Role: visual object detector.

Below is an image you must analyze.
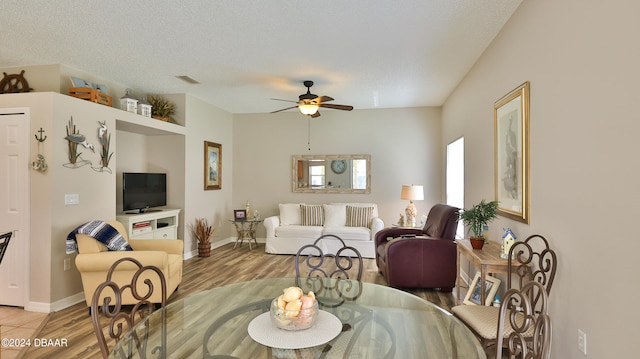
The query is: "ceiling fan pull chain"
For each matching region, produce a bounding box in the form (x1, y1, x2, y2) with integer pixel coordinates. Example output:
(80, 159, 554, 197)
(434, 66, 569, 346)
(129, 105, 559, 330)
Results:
(308, 117, 311, 151)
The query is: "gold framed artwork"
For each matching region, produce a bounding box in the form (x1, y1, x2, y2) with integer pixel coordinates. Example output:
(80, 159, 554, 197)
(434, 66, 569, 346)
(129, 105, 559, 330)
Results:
(463, 273, 501, 306)
(204, 141, 221, 190)
(494, 81, 530, 224)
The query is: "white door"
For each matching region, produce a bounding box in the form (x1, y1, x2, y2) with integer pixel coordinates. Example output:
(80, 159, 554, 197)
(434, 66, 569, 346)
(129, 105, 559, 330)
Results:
(0, 108, 29, 306)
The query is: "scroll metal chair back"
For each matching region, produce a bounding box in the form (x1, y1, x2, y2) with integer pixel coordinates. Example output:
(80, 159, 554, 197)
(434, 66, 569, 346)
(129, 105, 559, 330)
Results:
(508, 234, 557, 296)
(90, 257, 167, 359)
(295, 235, 364, 307)
(496, 281, 552, 359)
(295, 234, 363, 281)
(0, 231, 12, 265)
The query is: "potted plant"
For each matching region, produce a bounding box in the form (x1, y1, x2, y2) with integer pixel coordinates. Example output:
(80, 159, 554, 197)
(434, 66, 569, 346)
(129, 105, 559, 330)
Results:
(459, 200, 499, 249)
(190, 218, 215, 257)
(148, 95, 176, 123)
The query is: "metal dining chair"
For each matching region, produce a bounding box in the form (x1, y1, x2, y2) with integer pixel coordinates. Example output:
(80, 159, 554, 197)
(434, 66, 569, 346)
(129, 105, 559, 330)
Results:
(295, 234, 363, 281)
(496, 281, 552, 359)
(451, 234, 557, 353)
(0, 231, 12, 265)
(90, 257, 167, 359)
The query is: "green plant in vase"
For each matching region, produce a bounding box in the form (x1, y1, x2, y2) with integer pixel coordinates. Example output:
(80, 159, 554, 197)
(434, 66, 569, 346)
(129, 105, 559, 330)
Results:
(459, 200, 498, 249)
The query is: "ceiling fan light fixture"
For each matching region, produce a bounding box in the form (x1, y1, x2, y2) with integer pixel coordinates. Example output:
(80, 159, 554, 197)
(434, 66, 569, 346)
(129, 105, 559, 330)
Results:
(299, 103, 319, 115)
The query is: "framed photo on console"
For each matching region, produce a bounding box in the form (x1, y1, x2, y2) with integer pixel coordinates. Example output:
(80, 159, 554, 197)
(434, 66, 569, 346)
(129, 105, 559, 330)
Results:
(234, 210, 247, 221)
(204, 141, 222, 190)
(494, 81, 530, 224)
(463, 273, 501, 306)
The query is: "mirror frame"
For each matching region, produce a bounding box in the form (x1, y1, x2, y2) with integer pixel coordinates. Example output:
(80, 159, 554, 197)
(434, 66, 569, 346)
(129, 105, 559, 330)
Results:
(292, 154, 371, 194)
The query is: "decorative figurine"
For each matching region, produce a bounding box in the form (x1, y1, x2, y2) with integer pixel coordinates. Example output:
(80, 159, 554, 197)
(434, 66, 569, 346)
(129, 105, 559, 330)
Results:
(501, 228, 517, 258)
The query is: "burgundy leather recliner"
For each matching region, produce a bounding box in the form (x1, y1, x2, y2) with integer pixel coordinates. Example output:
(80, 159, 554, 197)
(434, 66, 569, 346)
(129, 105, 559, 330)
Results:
(374, 203, 459, 291)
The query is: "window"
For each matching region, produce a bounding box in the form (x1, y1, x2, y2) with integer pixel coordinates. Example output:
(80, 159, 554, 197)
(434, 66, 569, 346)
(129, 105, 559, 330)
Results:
(309, 164, 325, 187)
(352, 159, 367, 189)
(446, 137, 464, 239)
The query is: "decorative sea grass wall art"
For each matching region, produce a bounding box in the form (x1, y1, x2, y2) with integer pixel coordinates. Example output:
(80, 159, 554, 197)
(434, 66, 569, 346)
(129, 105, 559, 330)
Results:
(64, 117, 93, 168)
(96, 121, 113, 173)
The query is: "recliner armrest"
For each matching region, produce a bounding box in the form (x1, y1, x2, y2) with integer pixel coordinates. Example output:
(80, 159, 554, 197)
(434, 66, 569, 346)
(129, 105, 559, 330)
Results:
(374, 227, 425, 248)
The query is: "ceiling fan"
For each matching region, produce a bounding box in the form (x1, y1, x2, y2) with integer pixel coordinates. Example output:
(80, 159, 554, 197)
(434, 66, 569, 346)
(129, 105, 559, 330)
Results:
(270, 80, 353, 117)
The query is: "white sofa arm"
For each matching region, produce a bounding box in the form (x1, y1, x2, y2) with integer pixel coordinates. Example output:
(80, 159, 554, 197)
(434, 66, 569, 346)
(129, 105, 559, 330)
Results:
(263, 216, 280, 238)
(370, 217, 384, 240)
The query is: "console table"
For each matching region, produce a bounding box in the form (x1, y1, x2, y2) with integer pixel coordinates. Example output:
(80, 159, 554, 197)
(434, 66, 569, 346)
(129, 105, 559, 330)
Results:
(229, 219, 263, 250)
(456, 239, 509, 305)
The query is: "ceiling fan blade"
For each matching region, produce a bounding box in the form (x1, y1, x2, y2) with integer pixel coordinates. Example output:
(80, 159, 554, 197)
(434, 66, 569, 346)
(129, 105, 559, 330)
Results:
(270, 105, 298, 114)
(311, 111, 321, 118)
(317, 96, 334, 103)
(270, 98, 299, 103)
(319, 103, 353, 111)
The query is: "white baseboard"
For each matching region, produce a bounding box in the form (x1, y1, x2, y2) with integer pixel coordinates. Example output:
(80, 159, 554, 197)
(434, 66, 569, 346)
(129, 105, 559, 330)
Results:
(26, 292, 85, 313)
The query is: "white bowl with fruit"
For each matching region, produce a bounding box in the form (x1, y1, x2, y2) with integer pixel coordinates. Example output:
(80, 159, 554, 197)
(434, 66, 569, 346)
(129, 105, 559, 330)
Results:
(270, 286, 318, 331)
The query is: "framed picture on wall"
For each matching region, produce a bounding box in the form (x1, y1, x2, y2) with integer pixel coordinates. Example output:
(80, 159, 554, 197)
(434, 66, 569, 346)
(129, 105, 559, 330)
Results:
(204, 141, 222, 190)
(494, 81, 530, 223)
(463, 273, 501, 306)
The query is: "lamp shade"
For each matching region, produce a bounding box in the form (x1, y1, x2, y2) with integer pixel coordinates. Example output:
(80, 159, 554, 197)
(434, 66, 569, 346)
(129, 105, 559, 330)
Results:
(400, 184, 424, 201)
(299, 103, 319, 115)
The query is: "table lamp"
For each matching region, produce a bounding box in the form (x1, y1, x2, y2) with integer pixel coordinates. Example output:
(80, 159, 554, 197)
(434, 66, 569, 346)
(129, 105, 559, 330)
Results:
(401, 184, 424, 227)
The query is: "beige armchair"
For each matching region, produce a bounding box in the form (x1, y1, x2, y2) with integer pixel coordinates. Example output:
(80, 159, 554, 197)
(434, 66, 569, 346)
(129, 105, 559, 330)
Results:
(75, 220, 183, 306)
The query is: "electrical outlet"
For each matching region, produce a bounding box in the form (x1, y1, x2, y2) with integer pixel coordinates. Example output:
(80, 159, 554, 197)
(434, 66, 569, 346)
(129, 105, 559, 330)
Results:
(63, 258, 71, 271)
(578, 329, 587, 355)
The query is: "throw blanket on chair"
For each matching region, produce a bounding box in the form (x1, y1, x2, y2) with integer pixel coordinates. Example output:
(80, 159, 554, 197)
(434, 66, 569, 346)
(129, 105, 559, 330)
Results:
(67, 220, 133, 252)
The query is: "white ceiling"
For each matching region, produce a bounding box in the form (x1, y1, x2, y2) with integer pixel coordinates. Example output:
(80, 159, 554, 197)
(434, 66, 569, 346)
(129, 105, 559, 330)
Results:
(0, 0, 522, 115)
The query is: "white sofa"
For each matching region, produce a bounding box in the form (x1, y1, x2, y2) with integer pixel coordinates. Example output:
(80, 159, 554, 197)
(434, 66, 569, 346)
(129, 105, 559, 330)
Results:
(263, 203, 384, 258)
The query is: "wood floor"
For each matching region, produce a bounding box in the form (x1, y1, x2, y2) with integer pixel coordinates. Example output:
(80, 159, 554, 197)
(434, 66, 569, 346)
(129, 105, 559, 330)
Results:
(19, 243, 460, 359)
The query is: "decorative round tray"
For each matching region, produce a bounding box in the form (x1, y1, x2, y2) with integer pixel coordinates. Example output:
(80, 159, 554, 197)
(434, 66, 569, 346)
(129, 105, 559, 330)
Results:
(248, 310, 342, 349)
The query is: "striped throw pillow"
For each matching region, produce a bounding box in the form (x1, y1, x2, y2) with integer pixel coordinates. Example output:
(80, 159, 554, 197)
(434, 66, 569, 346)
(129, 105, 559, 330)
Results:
(346, 206, 373, 227)
(300, 204, 324, 226)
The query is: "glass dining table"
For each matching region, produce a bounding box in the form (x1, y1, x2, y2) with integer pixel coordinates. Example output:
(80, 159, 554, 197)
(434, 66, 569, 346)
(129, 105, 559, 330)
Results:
(109, 277, 486, 359)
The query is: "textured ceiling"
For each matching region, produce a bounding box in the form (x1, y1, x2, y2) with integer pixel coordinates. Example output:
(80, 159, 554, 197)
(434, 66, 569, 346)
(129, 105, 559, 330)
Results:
(0, 0, 522, 114)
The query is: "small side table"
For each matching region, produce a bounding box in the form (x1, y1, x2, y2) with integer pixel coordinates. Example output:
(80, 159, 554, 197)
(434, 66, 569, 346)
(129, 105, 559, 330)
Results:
(229, 219, 263, 250)
(456, 239, 509, 305)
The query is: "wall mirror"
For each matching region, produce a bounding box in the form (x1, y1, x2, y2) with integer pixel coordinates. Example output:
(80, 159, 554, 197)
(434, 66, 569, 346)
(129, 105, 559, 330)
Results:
(292, 154, 371, 193)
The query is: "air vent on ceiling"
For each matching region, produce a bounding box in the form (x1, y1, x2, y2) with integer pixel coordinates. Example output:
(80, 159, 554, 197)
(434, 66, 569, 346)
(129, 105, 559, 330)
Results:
(176, 75, 200, 84)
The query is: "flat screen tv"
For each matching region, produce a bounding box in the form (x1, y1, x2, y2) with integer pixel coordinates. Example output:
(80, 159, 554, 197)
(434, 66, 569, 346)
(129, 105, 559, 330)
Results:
(122, 172, 167, 213)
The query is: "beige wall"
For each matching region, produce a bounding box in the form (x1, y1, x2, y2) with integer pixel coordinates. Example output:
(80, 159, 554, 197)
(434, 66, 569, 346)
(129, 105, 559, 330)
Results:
(232, 106, 443, 238)
(0, 93, 117, 309)
(442, 0, 639, 357)
(183, 94, 234, 252)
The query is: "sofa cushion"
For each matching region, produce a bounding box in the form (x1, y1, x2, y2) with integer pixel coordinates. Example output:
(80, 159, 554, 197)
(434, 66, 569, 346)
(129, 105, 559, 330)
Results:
(279, 203, 303, 226)
(346, 205, 373, 227)
(275, 225, 323, 239)
(332, 203, 379, 218)
(300, 204, 324, 226)
(323, 226, 371, 241)
(323, 204, 347, 227)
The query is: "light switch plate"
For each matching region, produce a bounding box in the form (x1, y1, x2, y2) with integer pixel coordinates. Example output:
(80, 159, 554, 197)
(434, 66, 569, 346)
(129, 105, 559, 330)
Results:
(64, 194, 79, 205)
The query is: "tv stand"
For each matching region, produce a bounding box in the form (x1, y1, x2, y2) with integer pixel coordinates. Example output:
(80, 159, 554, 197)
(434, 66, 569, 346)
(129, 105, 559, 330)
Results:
(116, 209, 181, 240)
